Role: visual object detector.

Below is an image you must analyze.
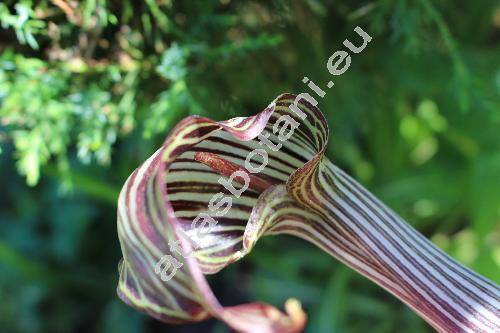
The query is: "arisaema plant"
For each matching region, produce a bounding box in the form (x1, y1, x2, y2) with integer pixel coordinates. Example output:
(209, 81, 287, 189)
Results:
(116, 94, 499, 332)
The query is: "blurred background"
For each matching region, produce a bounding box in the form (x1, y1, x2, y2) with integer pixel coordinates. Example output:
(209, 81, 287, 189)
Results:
(0, 1, 499, 332)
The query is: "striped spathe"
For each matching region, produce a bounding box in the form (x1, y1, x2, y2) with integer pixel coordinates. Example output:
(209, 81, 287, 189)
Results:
(117, 93, 500, 333)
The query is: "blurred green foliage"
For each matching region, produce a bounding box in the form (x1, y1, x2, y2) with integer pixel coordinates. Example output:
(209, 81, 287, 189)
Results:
(0, 1, 499, 332)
